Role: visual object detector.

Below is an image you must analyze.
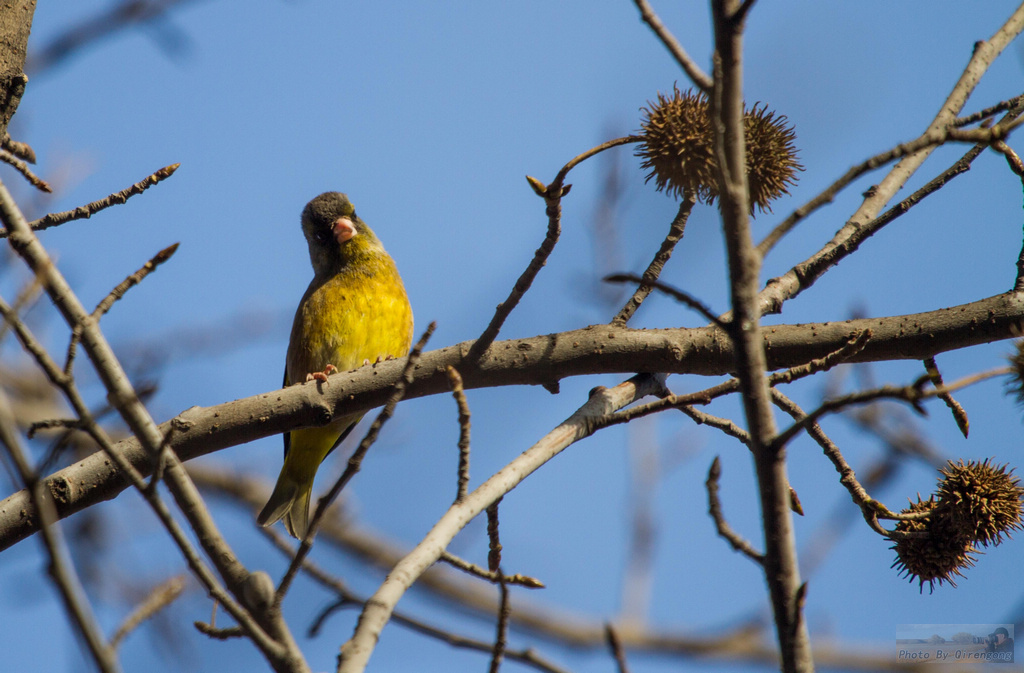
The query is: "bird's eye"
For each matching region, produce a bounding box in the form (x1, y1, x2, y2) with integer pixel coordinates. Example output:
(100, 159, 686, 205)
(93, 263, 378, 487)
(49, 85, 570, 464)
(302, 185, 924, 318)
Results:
(313, 228, 331, 244)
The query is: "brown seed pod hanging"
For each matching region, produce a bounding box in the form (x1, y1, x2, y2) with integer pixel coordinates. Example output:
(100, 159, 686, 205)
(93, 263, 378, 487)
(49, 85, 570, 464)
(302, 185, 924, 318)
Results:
(935, 458, 1024, 547)
(635, 87, 802, 213)
(636, 87, 718, 203)
(891, 496, 978, 593)
(743, 102, 802, 212)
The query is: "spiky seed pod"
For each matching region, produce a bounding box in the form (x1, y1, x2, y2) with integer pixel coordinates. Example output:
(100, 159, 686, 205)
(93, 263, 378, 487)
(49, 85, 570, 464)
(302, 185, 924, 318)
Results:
(636, 87, 717, 203)
(891, 496, 978, 593)
(935, 458, 1024, 547)
(743, 103, 802, 213)
(1006, 339, 1024, 406)
(635, 87, 802, 213)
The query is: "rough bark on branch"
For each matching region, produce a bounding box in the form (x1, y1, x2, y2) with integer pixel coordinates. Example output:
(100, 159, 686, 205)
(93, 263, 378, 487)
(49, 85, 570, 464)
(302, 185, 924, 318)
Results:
(0, 1, 34, 140)
(2, 289, 1022, 550)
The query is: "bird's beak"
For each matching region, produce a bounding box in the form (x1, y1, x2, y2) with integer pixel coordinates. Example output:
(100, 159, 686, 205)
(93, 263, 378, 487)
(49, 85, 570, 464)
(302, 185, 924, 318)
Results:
(333, 217, 356, 244)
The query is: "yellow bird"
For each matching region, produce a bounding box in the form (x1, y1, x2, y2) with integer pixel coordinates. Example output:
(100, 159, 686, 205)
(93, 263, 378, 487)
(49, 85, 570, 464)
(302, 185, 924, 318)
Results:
(258, 192, 413, 539)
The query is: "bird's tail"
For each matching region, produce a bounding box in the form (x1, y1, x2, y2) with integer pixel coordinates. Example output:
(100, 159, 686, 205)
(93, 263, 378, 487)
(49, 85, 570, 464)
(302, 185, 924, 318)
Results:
(257, 473, 312, 540)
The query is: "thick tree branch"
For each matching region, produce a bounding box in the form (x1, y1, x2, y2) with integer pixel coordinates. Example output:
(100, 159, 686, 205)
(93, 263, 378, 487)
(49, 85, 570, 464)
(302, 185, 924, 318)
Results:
(711, 1, 810, 670)
(3, 290, 1024, 550)
(0, 0, 33, 139)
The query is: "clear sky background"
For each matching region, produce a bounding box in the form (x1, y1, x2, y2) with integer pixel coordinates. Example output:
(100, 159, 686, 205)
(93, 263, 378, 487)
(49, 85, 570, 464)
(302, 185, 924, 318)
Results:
(3, 2, 1024, 672)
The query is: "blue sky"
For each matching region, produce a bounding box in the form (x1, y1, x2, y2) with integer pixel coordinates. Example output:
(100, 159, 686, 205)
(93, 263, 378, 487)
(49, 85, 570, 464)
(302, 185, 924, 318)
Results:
(3, 2, 1024, 672)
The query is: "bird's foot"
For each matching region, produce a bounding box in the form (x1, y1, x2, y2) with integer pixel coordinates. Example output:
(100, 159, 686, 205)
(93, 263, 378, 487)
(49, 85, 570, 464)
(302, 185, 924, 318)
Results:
(306, 364, 338, 384)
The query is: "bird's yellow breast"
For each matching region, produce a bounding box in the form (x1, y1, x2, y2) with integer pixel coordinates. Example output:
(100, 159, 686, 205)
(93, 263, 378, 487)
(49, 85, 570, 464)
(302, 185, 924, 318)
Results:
(287, 254, 413, 384)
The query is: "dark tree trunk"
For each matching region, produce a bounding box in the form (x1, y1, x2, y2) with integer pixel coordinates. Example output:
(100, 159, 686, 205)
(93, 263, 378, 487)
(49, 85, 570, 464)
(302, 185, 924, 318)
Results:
(0, 0, 34, 139)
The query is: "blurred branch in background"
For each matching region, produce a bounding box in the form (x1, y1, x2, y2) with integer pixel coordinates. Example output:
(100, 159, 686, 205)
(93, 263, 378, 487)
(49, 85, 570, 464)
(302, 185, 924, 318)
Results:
(27, 0, 204, 75)
(189, 462, 926, 673)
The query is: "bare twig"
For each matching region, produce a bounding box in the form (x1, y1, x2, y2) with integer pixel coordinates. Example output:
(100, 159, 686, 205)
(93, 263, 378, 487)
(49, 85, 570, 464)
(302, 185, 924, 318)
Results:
(953, 94, 1024, 127)
(994, 139, 1024, 176)
(439, 551, 544, 589)
(605, 624, 632, 673)
(3, 163, 181, 238)
(467, 178, 566, 362)
(758, 132, 1007, 312)
(468, 138, 638, 362)
(605, 273, 728, 329)
(612, 194, 696, 325)
(997, 138, 1024, 289)
(616, 330, 872, 429)
(488, 582, 511, 673)
(446, 365, 472, 503)
(922, 357, 969, 437)
(678, 404, 750, 444)
(705, 457, 764, 564)
(631, 0, 713, 90)
(768, 330, 872, 386)
(756, 119, 1024, 258)
(0, 150, 50, 192)
(110, 575, 187, 649)
(486, 500, 502, 572)
(485, 501, 510, 673)
(2, 133, 36, 163)
(770, 389, 894, 537)
(95, 243, 180, 319)
(756, 6, 1024, 315)
(193, 622, 244, 640)
(773, 367, 1011, 451)
(66, 243, 180, 374)
(549, 137, 641, 191)
(27, 417, 83, 438)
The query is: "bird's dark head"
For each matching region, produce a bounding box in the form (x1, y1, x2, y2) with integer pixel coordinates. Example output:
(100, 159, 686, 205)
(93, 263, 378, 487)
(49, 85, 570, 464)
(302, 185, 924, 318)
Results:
(300, 192, 383, 275)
